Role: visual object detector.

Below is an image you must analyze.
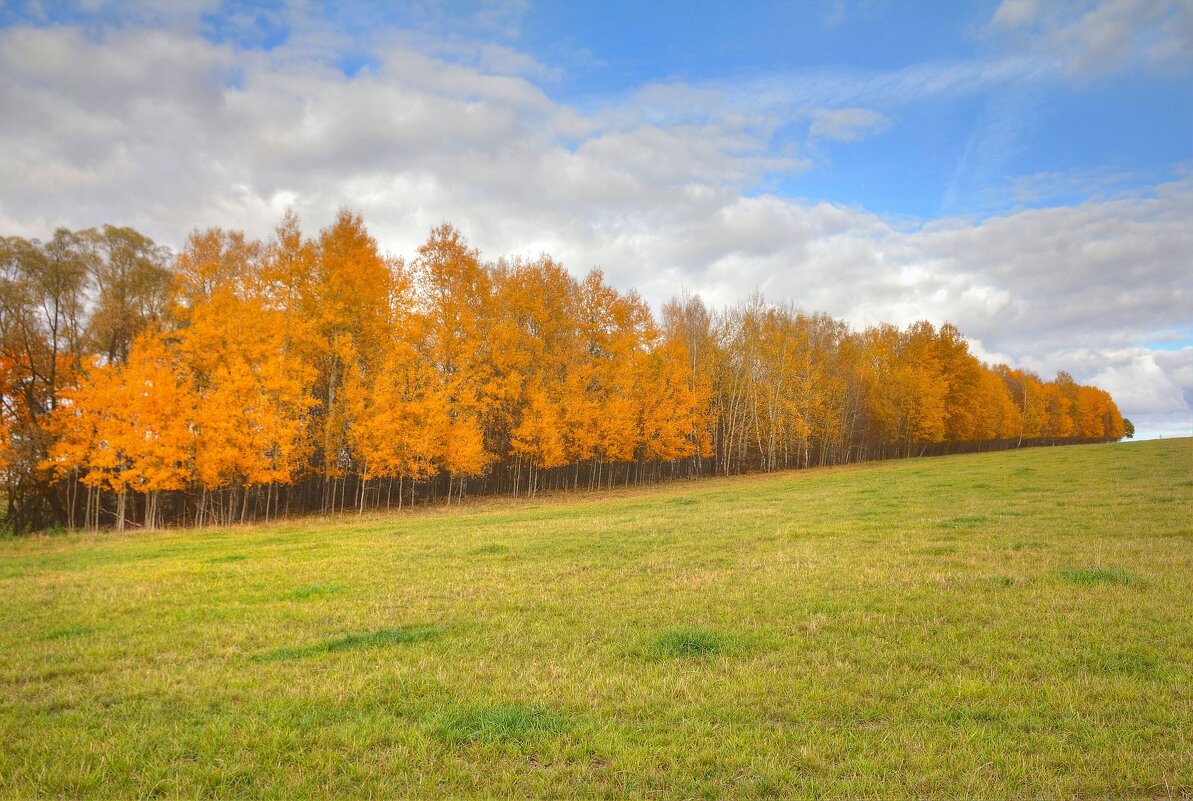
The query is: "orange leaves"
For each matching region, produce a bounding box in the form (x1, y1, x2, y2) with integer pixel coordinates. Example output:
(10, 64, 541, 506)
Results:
(415, 223, 490, 384)
(443, 412, 490, 479)
(511, 387, 567, 470)
(44, 328, 194, 495)
(1047, 371, 1082, 439)
(173, 232, 316, 490)
(1075, 385, 1122, 440)
(559, 365, 601, 464)
(851, 319, 1133, 454)
(312, 210, 396, 366)
(636, 336, 703, 463)
(995, 366, 1046, 440)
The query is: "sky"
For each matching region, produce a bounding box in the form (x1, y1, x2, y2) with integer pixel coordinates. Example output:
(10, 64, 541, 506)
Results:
(0, 0, 1190, 438)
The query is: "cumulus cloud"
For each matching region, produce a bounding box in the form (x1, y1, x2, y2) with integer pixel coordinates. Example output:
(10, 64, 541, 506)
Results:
(987, 0, 1193, 76)
(0, 10, 1189, 438)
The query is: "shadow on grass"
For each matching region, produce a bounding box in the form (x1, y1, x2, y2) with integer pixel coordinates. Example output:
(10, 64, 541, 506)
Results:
(934, 707, 1004, 725)
(44, 625, 98, 640)
(1057, 566, 1142, 587)
(472, 544, 510, 556)
(255, 625, 443, 662)
(207, 554, 247, 564)
(434, 704, 568, 744)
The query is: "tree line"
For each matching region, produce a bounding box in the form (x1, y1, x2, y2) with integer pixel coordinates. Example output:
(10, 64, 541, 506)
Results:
(0, 212, 1128, 533)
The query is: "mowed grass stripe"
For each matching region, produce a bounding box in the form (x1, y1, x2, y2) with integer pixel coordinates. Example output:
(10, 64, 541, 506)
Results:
(0, 438, 1190, 798)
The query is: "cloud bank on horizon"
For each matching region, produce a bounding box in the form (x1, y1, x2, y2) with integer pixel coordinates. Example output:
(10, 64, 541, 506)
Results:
(0, 0, 1190, 438)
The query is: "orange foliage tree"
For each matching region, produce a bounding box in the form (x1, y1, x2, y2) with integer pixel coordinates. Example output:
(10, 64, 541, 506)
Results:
(9, 212, 1129, 531)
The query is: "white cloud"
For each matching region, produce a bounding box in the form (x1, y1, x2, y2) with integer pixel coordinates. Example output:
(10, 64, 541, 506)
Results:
(807, 107, 889, 142)
(990, 0, 1039, 29)
(987, 0, 1193, 76)
(1090, 348, 1189, 414)
(621, 56, 1046, 127)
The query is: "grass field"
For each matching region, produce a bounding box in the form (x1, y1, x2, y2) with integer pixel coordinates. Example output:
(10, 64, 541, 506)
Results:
(2, 439, 1191, 799)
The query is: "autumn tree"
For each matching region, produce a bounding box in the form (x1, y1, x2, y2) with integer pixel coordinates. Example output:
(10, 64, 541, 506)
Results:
(305, 211, 398, 511)
(43, 327, 195, 531)
(413, 224, 493, 500)
(661, 293, 716, 474)
(172, 228, 316, 523)
(0, 212, 1131, 532)
(0, 230, 90, 529)
(84, 225, 173, 365)
(492, 256, 581, 495)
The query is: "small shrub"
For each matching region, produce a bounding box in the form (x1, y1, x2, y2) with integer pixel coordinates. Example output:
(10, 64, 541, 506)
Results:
(435, 705, 567, 744)
(649, 626, 728, 658)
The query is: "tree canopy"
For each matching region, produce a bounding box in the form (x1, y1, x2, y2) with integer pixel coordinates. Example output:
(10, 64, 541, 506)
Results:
(0, 214, 1127, 532)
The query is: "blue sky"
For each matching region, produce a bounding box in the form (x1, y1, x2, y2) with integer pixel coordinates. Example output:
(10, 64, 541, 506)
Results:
(161, 0, 1193, 218)
(522, 0, 1191, 213)
(0, 0, 1190, 437)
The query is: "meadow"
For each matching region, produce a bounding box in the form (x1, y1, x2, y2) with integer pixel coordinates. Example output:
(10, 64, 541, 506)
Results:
(1, 438, 1190, 799)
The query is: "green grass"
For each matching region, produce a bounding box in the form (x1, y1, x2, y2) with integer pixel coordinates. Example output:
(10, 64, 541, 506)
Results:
(435, 705, 570, 744)
(1, 438, 1190, 798)
(646, 626, 731, 658)
(287, 582, 347, 600)
(42, 625, 98, 641)
(1057, 566, 1142, 586)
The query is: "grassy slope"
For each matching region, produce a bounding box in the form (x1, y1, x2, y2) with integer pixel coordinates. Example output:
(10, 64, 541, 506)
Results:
(1, 439, 1190, 799)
